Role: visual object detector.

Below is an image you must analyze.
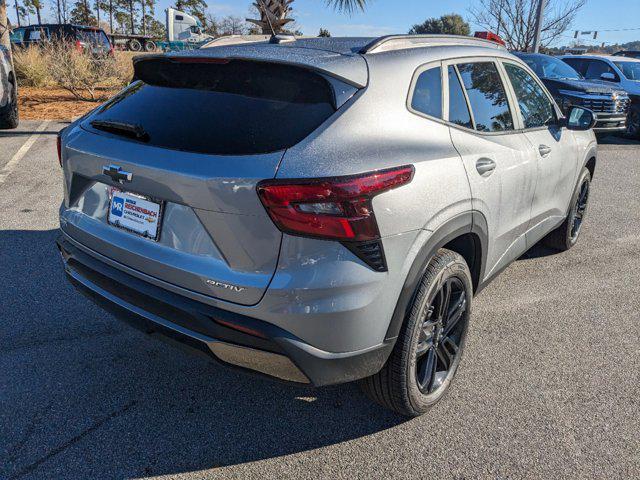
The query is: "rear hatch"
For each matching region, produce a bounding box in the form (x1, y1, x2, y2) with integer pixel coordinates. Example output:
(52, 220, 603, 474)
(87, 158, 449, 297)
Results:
(61, 56, 358, 305)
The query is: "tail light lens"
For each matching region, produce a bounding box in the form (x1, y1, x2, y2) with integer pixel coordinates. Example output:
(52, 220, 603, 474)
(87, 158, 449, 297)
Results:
(56, 133, 62, 166)
(75, 40, 83, 52)
(257, 165, 414, 242)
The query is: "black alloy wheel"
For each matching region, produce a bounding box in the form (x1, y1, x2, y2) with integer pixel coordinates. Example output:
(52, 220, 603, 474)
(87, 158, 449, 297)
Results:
(415, 277, 467, 395)
(570, 179, 590, 241)
(360, 248, 472, 417)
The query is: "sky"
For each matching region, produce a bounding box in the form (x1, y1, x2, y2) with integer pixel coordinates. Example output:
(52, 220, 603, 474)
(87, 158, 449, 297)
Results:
(8, 0, 640, 47)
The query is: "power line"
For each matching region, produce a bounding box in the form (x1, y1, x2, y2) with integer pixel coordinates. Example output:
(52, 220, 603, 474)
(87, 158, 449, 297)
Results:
(575, 27, 640, 33)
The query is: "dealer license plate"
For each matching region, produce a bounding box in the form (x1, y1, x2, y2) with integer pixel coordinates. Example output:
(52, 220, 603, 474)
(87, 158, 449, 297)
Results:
(107, 189, 163, 241)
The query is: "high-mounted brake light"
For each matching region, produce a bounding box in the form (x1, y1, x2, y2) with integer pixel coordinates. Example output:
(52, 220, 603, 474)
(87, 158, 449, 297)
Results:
(168, 57, 231, 64)
(257, 166, 414, 243)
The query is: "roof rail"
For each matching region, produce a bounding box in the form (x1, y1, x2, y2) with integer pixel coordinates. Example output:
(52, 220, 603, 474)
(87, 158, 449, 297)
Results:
(360, 35, 507, 54)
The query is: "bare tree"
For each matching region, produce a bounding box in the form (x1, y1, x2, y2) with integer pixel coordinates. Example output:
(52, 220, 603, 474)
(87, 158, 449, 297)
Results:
(469, 0, 586, 51)
(219, 15, 246, 35)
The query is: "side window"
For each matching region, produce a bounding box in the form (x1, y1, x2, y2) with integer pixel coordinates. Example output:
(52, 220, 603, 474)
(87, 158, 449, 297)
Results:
(562, 58, 585, 75)
(447, 66, 473, 129)
(504, 63, 556, 129)
(411, 67, 442, 119)
(584, 60, 618, 80)
(456, 62, 514, 132)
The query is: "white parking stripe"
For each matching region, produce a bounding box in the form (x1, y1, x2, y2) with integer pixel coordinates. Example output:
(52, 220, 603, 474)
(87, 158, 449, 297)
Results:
(0, 120, 50, 186)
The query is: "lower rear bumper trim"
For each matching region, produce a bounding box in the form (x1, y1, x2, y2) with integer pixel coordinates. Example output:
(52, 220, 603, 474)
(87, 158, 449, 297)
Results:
(57, 232, 394, 386)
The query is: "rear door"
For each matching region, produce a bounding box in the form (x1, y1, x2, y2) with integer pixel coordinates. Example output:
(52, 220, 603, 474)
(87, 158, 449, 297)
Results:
(61, 58, 346, 305)
(500, 60, 577, 246)
(446, 59, 537, 279)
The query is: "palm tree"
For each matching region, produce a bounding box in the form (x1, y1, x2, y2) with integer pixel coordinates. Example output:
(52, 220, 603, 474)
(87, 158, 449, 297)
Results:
(248, 0, 368, 35)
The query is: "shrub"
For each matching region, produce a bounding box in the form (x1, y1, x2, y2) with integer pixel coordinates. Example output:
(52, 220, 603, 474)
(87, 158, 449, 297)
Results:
(13, 47, 52, 87)
(110, 51, 136, 88)
(44, 42, 120, 101)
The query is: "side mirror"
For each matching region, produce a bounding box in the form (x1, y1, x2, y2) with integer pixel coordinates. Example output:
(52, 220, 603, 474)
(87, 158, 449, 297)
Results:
(563, 106, 596, 131)
(600, 72, 616, 81)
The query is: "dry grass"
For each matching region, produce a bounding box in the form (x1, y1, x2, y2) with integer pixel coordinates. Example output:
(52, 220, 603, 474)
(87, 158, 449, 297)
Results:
(18, 86, 119, 120)
(13, 47, 53, 87)
(13, 47, 147, 100)
(13, 49, 153, 119)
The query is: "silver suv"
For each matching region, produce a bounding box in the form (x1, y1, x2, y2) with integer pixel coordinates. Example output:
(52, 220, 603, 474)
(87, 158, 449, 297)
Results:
(57, 35, 597, 416)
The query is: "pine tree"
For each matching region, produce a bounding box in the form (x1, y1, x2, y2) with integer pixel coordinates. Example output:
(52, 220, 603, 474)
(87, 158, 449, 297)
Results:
(174, 0, 207, 26)
(70, 0, 96, 25)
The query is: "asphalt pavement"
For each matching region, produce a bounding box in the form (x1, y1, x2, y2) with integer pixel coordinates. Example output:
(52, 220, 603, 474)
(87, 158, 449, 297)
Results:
(1, 121, 639, 479)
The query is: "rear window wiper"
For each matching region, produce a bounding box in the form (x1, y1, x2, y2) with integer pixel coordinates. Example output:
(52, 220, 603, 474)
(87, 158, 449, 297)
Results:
(90, 119, 149, 141)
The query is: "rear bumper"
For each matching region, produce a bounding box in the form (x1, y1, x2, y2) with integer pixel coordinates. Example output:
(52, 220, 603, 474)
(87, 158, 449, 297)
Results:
(56, 232, 393, 387)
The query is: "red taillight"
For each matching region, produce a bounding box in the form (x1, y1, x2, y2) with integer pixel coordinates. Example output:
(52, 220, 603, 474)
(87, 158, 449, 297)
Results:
(56, 134, 62, 167)
(257, 166, 414, 242)
(75, 40, 83, 51)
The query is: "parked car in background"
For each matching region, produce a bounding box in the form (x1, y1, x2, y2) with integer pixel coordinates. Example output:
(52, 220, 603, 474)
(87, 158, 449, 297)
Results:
(9, 26, 26, 44)
(57, 35, 598, 417)
(562, 54, 640, 138)
(515, 52, 629, 135)
(0, 45, 19, 129)
(11, 24, 113, 57)
(613, 51, 640, 59)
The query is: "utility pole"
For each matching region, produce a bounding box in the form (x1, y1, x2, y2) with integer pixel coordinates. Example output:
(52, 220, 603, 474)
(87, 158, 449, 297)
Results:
(14, 0, 20, 26)
(532, 0, 546, 52)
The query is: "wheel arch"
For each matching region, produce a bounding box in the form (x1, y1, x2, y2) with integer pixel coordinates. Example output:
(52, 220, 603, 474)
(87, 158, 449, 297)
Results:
(384, 211, 487, 342)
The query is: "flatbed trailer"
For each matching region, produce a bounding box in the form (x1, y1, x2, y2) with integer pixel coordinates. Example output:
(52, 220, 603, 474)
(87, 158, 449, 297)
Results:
(108, 33, 159, 52)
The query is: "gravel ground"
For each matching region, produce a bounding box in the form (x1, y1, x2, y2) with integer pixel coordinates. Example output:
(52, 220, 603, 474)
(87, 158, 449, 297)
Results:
(1, 121, 639, 479)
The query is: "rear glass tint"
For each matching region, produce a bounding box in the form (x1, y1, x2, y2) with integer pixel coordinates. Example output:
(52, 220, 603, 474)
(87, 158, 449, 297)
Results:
(86, 59, 338, 155)
(78, 29, 110, 48)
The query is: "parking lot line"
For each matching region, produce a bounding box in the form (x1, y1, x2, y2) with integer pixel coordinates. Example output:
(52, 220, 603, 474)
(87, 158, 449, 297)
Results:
(0, 121, 50, 187)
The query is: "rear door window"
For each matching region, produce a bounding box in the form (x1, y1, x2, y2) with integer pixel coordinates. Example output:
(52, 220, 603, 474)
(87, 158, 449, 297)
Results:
(447, 65, 473, 129)
(410, 66, 442, 119)
(455, 61, 514, 132)
(25, 27, 49, 42)
(85, 59, 341, 155)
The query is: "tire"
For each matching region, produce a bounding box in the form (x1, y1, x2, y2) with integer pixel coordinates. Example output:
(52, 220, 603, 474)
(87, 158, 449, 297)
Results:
(625, 105, 640, 140)
(544, 167, 591, 251)
(144, 40, 157, 52)
(128, 39, 142, 52)
(0, 76, 19, 130)
(359, 248, 472, 417)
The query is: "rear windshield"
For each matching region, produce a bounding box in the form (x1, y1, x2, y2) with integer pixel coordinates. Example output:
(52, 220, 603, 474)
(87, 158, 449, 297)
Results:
(85, 59, 338, 155)
(78, 29, 111, 48)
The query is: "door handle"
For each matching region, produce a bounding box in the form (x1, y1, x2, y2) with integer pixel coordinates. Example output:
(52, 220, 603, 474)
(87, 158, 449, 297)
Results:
(538, 144, 552, 157)
(476, 158, 496, 177)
